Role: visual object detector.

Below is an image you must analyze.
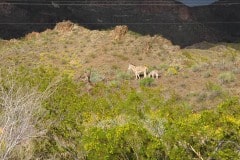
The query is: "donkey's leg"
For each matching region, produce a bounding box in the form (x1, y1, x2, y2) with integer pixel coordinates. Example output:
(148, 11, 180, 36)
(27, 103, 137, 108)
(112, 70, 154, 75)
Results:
(135, 73, 138, 80)
(144, 72, 147, 78)
(137, 74, 140, 79)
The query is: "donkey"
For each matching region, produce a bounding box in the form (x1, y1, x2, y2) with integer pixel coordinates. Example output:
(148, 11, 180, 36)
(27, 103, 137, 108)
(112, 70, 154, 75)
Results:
(148, 70, 159, 79)
(128, 64, 148, 79)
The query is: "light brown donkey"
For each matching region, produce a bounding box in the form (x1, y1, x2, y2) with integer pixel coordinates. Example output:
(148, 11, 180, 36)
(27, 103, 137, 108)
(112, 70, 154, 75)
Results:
(128, 64, 148, 79)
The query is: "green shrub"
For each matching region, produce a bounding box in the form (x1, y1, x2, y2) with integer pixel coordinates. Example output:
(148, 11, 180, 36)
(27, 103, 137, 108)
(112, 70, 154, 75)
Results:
(158, 64, 169, 71)
(182, 51, 193, 60)
(191, 64, 201, 72)
(116, 71, 132, 80)
(167, 67, 178, 75)
(203, 71, 211, 78)
(90, 71, 105, 83)
(206, 81, 222, 91)
(218, 72, 235, 84)
(197, 92, 207, 102)
(206, 81, 225, 99)
(139, 77, 154, 87)
(232, 67, 240, 74)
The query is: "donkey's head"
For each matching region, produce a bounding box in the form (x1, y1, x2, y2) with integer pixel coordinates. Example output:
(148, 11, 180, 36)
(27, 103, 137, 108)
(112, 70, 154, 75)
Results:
(128, 64, 135, 71)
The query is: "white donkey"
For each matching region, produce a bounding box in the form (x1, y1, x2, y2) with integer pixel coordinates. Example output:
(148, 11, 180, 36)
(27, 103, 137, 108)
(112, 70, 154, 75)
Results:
(148, 70, 159, 79)
(128, 64, 148, 79)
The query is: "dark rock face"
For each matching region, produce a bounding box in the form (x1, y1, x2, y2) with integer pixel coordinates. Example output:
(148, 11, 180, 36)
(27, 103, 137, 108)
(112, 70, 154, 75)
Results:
(0, 0, 239, 47)
(191, 0, 240, 41)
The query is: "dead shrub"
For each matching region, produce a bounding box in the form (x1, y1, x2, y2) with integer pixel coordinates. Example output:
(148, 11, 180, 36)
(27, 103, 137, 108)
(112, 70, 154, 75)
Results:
(25, 32, 40, 40)
(54, 20, 74, 33)
(0, 78, 57, 159)
(113, 25, 128, 41)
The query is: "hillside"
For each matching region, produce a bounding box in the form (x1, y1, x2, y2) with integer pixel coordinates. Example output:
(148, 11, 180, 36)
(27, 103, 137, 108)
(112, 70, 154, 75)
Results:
(1, 21, 240, 109)
(0, 21, 240, 159)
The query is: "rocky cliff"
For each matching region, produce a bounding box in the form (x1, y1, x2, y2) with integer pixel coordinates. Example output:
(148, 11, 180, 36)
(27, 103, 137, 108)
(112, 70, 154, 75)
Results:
(0, 0, 239, 46)
(191, 0, 240, 42)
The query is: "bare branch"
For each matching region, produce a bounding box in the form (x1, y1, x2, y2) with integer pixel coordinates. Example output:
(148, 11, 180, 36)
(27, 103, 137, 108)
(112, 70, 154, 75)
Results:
(0, 76, 59, 159)
(189, 144, 204, 160)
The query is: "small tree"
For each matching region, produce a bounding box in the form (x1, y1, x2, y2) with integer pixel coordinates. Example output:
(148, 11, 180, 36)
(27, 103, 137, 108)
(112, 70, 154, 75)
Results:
(0, 79, 54, 159)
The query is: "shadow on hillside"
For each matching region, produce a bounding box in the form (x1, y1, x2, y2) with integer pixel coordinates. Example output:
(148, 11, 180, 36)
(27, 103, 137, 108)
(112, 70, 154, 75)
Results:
(0, 24, 56, 40)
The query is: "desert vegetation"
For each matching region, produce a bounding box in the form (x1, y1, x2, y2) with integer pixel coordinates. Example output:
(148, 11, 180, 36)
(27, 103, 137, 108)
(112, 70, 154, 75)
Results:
(0, 21, 239, 159)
